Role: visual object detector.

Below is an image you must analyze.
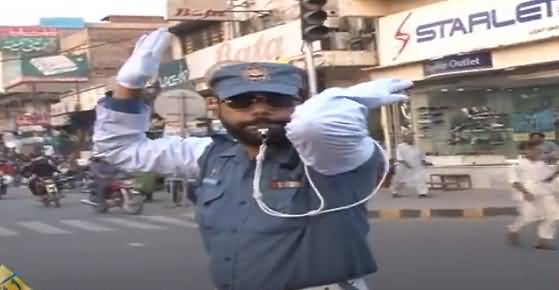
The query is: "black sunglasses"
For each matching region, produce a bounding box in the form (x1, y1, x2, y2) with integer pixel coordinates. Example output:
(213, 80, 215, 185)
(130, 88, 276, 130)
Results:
(223, 93, 300, 109)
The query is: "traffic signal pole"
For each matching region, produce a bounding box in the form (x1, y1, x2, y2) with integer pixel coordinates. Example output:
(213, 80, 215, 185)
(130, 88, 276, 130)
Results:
(299, 0, 328, 97)
(303, 41, 318, 96)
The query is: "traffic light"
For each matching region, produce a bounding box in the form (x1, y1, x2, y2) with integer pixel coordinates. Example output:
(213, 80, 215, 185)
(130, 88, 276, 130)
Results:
(300, 0, 329, 42)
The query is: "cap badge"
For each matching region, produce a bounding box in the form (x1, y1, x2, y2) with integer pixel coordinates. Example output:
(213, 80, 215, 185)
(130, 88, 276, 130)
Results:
(242, 65, 269, 81)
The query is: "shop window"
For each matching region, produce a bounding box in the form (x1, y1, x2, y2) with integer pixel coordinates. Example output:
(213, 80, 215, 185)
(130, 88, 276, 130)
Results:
(414, 85, 559, 158)
(181, 23, 225, 54)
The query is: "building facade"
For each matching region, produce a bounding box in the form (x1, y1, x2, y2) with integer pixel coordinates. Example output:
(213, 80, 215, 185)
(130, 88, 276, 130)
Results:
(166, 0, 441, 140)
(369, 0, 559, 188)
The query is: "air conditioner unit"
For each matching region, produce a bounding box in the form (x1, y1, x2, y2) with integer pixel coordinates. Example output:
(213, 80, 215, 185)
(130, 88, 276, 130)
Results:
(325, 32, 352, 50)
(339, 16, 376, 35)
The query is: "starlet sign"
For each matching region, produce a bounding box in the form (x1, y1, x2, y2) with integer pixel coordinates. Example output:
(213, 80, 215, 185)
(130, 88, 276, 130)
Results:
(379, 0, 559, 66)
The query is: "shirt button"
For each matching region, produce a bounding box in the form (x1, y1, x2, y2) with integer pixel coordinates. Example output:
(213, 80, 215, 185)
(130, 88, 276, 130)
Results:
(225, 257, 232, 262)
(239, 201, 247, 206)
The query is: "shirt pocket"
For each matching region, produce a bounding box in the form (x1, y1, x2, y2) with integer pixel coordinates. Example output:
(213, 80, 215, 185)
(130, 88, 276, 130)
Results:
(245, 187, 308, 234)
(194, 183, 225, 230)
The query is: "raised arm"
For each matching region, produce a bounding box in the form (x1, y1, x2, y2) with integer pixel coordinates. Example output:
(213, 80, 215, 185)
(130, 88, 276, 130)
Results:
(92, 28, 211, 177)
(286, 79, 412, 175)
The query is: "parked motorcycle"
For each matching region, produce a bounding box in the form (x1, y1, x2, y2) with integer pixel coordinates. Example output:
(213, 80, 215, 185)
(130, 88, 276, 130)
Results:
(80, 177, 145, 215)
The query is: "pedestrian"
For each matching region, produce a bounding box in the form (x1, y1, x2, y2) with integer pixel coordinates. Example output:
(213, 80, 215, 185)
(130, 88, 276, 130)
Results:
(528, 132, 559, 164)
(507, 140, 557, 250)
(92, 28, 412, 290)
(391, 133, 430, 198)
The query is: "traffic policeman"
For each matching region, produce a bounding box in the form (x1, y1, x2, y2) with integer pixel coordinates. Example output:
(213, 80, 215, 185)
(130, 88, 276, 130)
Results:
(93, 28, 412, 290)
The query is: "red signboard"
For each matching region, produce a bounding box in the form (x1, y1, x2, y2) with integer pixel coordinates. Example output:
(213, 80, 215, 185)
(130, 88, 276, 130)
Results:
(16, 113, 50, 126)
(0, 26, 58, 37)
(173, 8, 227, 18)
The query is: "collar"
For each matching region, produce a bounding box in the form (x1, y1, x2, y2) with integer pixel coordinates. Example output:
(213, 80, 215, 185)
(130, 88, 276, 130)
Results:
(218, 142, 294, 166)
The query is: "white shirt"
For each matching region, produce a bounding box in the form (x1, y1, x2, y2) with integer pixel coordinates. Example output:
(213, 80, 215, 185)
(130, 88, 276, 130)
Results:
(509, 158, 555, 198)
(396, 143, 424, 169)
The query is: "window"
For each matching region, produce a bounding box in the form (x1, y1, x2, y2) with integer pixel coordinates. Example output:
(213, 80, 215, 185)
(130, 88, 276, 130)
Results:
(182, 23, 224, 54)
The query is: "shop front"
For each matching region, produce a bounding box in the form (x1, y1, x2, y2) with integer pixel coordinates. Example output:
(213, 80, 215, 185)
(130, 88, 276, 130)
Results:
(371, 0, 559, 188)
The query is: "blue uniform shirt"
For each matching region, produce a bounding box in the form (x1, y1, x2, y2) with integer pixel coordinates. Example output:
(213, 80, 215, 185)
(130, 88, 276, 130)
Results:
(194, 135, 380, 290)
(93, 77, 411, 290)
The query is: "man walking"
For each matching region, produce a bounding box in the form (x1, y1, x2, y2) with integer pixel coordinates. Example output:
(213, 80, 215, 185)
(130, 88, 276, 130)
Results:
(391, 134, 430, 198)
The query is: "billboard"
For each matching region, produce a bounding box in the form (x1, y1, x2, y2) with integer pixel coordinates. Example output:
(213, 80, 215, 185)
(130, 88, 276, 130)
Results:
(378, 0, 559, 66)
(0, 26, 59, 55)
(3, 53, 89, 88)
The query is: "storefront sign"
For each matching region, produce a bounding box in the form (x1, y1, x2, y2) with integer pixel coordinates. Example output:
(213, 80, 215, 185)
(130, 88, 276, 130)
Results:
(158, 59, 190, 91)
(167, 0, 232, 21)
(379, 0, 559, 65)
(423, 52, 493, 76)
(15, 113, 50, 126)
(186, 21, 307, 80)
(0, 26, 58, 37)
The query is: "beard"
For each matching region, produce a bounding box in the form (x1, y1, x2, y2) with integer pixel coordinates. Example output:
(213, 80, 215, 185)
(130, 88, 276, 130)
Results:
(220, 117, 290, 146)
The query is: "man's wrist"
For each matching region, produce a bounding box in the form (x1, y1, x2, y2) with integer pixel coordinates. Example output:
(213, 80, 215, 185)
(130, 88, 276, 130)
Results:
(114, 85, 143, 100)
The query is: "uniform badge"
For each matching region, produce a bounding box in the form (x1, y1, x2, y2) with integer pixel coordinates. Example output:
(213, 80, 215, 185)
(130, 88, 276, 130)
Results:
(271, 180, 303, 189)
(242, 64, 269, 82)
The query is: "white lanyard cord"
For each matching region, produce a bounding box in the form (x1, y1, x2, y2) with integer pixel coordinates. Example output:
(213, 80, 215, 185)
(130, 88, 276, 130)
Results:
(252, 137, 389, 218)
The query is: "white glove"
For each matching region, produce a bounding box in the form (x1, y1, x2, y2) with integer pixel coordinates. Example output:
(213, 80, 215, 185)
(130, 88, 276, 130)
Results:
(334, 78, 413, 108)
(116, 28, 172, 89)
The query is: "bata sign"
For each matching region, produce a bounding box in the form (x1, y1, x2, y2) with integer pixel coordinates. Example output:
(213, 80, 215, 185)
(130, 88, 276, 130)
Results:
(186, 21, 307, 80)
(379, 0, 559, 65)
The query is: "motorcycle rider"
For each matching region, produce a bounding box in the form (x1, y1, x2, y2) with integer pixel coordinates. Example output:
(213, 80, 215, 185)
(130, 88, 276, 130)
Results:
(89, 156, 129, 206)
(23, 151, 59, 197)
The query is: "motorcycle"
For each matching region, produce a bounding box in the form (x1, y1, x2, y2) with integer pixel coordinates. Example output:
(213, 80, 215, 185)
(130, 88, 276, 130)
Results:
(0, 162, 15, 199)
(80, 177, 145, 215)
(0, 172, 13, 199)
(35, 176, 63, 207)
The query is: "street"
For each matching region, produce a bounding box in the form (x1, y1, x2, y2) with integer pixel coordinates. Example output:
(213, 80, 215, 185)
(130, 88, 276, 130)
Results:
(0, 189, 558, 290)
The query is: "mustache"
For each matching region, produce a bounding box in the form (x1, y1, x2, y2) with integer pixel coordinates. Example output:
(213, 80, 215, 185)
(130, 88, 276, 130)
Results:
(239, 118, 289, 128)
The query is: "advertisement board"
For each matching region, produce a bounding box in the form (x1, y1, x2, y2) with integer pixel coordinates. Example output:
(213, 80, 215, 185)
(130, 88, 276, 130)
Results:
(379, 0, 559, 65)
